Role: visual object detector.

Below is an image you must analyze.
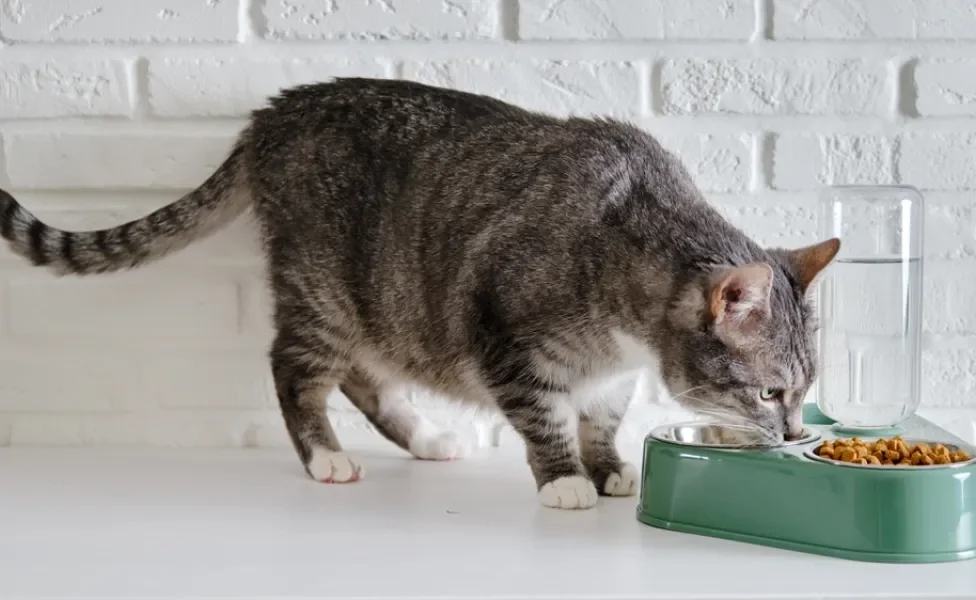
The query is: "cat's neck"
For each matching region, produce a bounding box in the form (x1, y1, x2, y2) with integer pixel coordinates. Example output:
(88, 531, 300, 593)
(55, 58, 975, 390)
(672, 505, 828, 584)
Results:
(595, 194, 769, 357)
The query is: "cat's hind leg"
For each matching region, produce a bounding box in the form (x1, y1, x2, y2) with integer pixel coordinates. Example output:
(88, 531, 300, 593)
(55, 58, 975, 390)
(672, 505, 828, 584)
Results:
(340, 369, 469, 461)
(271, 324, 364, 483)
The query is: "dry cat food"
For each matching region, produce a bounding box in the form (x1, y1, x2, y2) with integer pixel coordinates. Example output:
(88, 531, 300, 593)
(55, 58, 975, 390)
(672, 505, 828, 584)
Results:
(814, 436, 972, 466)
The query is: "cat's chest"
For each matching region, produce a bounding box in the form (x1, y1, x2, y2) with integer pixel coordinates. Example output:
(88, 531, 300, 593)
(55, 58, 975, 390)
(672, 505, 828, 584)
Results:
(563, 333, 657, 408)
(609, 330, 657, 372)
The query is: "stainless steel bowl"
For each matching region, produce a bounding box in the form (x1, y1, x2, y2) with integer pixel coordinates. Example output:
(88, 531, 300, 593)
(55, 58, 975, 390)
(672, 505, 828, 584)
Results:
(804, 438, 976, 470)
(649, 422, 821, 449)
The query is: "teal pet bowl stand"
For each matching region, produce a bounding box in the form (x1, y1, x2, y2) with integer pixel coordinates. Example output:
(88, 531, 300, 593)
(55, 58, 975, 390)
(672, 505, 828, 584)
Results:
(636, 405, 976, 563)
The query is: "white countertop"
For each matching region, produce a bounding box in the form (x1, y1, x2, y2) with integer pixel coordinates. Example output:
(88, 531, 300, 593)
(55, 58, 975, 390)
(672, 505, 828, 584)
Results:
(2, 444, 975, 600)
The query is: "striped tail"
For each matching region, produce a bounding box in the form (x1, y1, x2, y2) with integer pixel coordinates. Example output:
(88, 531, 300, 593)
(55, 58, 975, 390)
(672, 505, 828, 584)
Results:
(0, 144, 249, 276)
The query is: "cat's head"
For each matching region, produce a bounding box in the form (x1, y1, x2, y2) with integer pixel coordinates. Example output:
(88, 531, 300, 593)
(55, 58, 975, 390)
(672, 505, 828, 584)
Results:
(660, 238, 840, 443)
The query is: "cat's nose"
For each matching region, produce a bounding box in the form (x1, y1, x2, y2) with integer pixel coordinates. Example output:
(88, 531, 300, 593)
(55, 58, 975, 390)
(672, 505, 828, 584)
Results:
(783, 429, 805, 442)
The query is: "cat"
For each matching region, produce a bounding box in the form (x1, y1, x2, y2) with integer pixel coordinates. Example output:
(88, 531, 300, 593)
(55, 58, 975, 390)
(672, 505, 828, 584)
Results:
(0, 78, 839, 510)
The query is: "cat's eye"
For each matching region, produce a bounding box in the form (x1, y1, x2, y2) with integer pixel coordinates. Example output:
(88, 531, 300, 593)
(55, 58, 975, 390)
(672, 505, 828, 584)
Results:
(759, 387, 779, 401)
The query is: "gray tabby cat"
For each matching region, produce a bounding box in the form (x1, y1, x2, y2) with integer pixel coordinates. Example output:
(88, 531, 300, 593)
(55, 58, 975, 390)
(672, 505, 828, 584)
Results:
(0, 78, 838, 509)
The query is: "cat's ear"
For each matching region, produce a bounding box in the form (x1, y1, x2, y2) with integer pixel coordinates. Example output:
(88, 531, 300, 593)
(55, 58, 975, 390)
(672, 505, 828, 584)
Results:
(788, 238, 841, 292)
(708, 263, 774, 332)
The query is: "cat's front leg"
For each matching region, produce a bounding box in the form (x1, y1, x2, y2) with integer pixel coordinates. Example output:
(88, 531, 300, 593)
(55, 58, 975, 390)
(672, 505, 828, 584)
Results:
(499, 392, 598, 510)
(578, 397, 638, 498)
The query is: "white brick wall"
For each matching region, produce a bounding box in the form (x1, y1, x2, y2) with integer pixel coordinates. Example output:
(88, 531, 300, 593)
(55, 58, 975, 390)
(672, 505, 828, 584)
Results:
(1, 0, 975, 448)
(0, 60, 130, 118)
(660, 58, 890, 116)
(264, 0, 499, 40)
(517, 0, 755, 40)
(405, 60, 642, 117)
(148, 57, 391, 117)
(771, 133, 897, 190)
(0, 0, 239, 43)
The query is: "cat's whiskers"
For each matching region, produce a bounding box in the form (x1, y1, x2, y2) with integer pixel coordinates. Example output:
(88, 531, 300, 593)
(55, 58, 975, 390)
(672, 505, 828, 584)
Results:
(673, 395, 744, 424)
(670, 397, 783, 445)
(666, 385, 709, 404)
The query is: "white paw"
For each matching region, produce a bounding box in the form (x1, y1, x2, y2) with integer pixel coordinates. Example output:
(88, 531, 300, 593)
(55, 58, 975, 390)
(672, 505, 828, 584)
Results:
(307, 448, 364, 483)
(408, 431, 469, 461)
(538, 475, 599, 510)
(603, 463, 638, 497)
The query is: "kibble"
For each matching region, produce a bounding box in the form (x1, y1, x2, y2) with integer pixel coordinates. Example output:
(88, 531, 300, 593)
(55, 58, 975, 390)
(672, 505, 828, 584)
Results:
(814, 436, 972, 467)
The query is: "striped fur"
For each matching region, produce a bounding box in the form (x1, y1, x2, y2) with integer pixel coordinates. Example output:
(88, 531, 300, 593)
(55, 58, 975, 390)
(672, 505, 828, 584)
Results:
(0, 143, 248, 276)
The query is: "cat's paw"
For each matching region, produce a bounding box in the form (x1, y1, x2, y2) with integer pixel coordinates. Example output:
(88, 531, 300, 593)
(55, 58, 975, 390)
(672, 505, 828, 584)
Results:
(602, 463, 638, 497)
(307, 448, 364, 483)
(538, 475, 599, 509)
(408, 430, 469, 461)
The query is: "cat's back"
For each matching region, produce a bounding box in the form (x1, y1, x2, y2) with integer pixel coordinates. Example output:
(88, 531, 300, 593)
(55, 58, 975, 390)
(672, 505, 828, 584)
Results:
(249, 77, 534, 149)
(244, 77, 551, 219)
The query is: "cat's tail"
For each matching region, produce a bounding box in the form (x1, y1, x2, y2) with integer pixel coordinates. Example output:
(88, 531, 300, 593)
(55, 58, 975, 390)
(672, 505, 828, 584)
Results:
(0, 141, 250, 276)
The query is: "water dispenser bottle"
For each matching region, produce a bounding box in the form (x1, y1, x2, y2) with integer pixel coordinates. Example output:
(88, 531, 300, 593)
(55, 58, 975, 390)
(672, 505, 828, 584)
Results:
(815, 185, 924, 430)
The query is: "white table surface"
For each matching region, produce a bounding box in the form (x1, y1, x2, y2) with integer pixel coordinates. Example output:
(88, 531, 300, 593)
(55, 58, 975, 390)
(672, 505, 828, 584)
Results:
(1, 444, 975, 600)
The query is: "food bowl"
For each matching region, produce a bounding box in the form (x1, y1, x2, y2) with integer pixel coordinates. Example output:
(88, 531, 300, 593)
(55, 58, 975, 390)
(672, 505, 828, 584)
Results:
(636, 404, 976, 563)
(805, 437, 975, 470)
(649, 422, 821, 449)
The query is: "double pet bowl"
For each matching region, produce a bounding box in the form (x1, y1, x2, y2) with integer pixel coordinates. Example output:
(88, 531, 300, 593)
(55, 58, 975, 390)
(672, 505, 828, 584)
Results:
(636, 404, 976, 563)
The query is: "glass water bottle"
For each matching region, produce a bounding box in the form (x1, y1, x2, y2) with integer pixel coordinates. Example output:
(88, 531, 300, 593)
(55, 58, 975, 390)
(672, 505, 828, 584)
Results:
(815, 186, 924, 430)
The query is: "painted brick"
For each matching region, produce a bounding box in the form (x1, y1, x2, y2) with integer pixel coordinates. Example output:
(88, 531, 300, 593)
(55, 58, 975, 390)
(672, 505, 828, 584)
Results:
(6, 407, 499, 448)
(773, 0, 976, 40)
(923, 349, 976, 408)
(246, 396, 494, 449)
(0, 136, 6, 187)
(148, 58, 389, 118)
(146, 355, 275, 410)
(8, 411, 273, 446)
(916, 0, 976, 39)
(0, 60, 129, 119)
(898, 133, 976, 191)
(922, 263, 976, 335)
(771, 133, 895, 191)
(718, 202, 819, 248)
(241, 417, 292, 448)
(656, 133, 752, 193)
(264, 0, 498, 40)
(0, 0, 237, 43)
(405, 60, 641, 117)
(660, 59, 888, 116)
(0, 355, 140, 412)
(6, 272, 243, 342)
(773, 0, 914, 40)
(239, 406, 437, 449)
(925, 203, 976, 261)
(915, 60, 976, 117)
(240, 278, 276, 344)
(518, 0, 753, 40)
(6, 132, 237, 189)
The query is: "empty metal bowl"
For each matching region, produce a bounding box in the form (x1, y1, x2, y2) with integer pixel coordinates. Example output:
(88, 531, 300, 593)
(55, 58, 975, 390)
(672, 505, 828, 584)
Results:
(649, 422, 821, 449)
